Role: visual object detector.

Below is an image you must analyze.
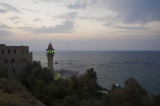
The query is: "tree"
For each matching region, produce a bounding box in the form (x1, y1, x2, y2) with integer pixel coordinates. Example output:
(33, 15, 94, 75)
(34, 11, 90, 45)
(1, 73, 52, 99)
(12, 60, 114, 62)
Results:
(86, 68, 97, 80)
(63, 94, 80, 106)
(109, 84, 124, 106)
(55, 78, 73, 99)
(26, 61, 42, 75)
(123, 77, 149, 105)
(70, 68, 100, 101)
(32, 79, 47, 103)
(45, 82, 59, 105)
(108, 77, 155, 106)
(30, 68, 54, 88)
(153, 94, 160, 106)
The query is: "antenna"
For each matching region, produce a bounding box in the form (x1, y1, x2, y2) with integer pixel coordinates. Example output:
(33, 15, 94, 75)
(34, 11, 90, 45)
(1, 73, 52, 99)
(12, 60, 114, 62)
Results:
(20, 41, 23, 46)
(50, 40, 51, 44)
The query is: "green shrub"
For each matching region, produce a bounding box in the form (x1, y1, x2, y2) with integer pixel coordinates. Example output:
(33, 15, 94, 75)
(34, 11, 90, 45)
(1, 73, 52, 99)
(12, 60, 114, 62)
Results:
(63, 94, 80, 106)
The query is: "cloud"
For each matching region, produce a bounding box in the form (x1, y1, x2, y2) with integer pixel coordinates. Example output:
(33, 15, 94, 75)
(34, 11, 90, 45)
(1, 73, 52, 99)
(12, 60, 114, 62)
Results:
(104, 22, 149, 31)
(115, 26, 149, 31)
(0, 8, 7, 13)
(33, 18, 42, 22)
(21, 8, 40, 13)
(67, 0, 98, 9)
(78, 15, 117, 22)
(9, 16, 21, 20)
(38, 0, 97, 9)
(0, 30, 12, 36)
(0, 24, 11, 29)
(102, 0, 160, 24)
(112, 25, 148, 31)
(54, 12, 78, 19)
(0, 3, 20, 13)
(68, 3, 86, 9)
(8, 16, 22, 24)
(22, 20, 76, 33)
(38, 0, 63, 2)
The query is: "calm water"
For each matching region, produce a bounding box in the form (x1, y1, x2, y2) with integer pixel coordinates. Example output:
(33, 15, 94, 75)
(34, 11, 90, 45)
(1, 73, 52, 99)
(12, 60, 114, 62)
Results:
(33, 51, 160, 95)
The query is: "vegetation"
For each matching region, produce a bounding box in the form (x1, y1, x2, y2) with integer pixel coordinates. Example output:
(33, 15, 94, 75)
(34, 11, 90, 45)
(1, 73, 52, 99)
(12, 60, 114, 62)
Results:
(0, 78, 45, 106)
(0, 63, 160, 106)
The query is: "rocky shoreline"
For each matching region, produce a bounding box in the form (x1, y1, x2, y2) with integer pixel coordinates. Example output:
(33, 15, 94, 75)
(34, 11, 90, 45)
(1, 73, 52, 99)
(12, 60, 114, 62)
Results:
(54, 69, 78, 78)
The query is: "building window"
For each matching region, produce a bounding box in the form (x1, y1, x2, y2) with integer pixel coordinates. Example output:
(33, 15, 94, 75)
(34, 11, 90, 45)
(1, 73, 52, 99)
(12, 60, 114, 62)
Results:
(26, 49, 28, 54)
(4, 59, 8, 63)
(13, 68, 15, 73)
(14, 49, 16, 54)
(11, 59, 15, 63)
(8, 49, 10, 54)
(2, 49, 4, 54)
(22, 49, 25, 54)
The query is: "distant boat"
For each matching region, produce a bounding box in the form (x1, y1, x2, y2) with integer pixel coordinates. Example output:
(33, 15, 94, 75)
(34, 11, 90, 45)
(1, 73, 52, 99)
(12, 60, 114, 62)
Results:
(124, 61, 127, 63)
(55, 61, 58, 64)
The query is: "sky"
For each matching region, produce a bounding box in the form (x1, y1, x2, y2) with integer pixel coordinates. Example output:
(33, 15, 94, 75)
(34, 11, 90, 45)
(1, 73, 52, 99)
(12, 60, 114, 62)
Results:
(0, 0, 160, 51)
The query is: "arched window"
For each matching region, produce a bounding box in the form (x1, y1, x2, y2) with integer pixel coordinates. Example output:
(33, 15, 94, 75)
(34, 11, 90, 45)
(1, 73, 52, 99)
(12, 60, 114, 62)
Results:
(8, 49, 10, 54)
(22, 49, 25, 54)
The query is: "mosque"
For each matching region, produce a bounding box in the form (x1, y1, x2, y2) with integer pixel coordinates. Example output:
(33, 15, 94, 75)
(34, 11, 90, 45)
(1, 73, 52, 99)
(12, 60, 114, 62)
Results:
(46, 42, 78, 77)
(0, 42, 77, 77)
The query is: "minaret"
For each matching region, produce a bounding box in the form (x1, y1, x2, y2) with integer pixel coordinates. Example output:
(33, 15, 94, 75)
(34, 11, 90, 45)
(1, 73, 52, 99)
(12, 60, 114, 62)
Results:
(46, 41, 54, 71)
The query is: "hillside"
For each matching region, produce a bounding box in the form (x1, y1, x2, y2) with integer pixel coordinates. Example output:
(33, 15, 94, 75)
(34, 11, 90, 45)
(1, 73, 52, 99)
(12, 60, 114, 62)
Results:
(0, 78, 45, 106)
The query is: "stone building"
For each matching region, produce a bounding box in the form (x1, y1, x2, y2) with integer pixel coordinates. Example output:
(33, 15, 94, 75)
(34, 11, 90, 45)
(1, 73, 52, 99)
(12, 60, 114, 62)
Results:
(0, 44, 32, 77)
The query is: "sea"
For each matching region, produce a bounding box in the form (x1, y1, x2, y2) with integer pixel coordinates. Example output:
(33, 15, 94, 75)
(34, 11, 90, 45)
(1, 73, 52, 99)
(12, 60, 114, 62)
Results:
(33, 51, 160, 95)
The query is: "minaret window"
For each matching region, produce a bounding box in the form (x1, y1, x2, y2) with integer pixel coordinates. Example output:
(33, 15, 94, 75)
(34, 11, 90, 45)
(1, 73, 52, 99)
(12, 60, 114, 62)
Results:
(48, 50, 54, 54)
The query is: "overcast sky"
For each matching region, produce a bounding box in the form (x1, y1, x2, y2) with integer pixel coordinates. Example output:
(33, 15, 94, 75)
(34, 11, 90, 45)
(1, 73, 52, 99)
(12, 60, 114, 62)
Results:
(0, 0, 160, 51)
